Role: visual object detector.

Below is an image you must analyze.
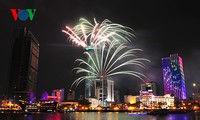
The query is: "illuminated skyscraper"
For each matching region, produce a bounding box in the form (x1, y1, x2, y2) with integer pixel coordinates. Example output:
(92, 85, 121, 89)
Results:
(162, 54, 186, 100)
(85, 48, 95, 99)
(95, 78, 114, 107)
(8, 27, 39, 102)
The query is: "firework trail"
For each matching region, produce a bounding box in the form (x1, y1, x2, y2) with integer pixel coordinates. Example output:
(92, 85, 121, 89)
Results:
(70, 41, 150, 89)
(62, 18, 134, 50)
(62, 18, 149, 90)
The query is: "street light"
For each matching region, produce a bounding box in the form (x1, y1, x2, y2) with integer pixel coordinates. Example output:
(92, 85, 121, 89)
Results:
(192, 82, 200, 97)
(193, 83, 197, 99)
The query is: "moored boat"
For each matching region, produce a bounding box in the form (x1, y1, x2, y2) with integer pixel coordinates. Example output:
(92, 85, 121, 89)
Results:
(128, 112, 147, 116)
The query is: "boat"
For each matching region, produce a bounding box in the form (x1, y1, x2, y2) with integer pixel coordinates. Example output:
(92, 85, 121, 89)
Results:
(128, 112, 147, 116)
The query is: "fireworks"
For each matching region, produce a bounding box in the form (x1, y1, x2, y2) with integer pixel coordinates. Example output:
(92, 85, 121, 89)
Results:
(71, 41, 150, 89)
(62, 18, 134, 49)
(62, 18, 149, 90)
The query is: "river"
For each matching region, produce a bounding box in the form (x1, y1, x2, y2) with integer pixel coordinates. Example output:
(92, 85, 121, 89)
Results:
(0, 111, 199, 120)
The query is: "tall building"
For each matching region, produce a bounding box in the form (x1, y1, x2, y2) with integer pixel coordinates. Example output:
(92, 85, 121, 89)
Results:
(85, 48, 95, 99)
(85, 79, 95, 98)
(67, 90, 75, 100)
(8, 27, 39, 102)
(52, 88, 65, 102)
(162, 54, 186, 100)
(114, 90, 120, 103)
(141, 81, 158, 95)
(95, 78, 114, 107)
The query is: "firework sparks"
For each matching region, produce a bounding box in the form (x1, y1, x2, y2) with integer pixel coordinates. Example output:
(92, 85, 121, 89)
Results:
(62, 18, 134, 49)
(71, 41, 150, 89)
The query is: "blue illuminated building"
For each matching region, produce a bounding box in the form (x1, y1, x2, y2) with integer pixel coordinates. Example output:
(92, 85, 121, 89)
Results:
(162, 54, 186, 100)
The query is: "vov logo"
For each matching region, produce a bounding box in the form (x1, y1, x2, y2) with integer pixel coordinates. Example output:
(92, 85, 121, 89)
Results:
(10, 9, 37, 21)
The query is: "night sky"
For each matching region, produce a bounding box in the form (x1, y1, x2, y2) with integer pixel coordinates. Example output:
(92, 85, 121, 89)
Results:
(0, 0, 200, 100)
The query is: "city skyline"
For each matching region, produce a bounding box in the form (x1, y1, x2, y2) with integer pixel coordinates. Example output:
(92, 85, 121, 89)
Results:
(0, 1, 200, 99)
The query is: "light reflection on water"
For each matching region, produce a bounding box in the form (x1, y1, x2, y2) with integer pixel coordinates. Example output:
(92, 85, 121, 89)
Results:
(0, 112, 199, 120)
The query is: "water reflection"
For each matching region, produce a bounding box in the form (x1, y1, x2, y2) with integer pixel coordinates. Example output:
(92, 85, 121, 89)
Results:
(97, 111, 100, 120)
(1, 112, 200, 120)
(63, 112, 120, 120)
(27, 115, 33, 120)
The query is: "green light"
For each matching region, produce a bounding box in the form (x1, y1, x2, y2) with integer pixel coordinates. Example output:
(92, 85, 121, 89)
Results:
(85, 45, 94, 51)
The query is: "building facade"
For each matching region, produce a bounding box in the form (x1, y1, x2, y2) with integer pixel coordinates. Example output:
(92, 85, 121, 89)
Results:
(140, 91, 174, 109)
(114, 90, 120, 103)
(95, 78, 114, 107)
(8, 27, 39, 102)
(141, 81, 158, 95)
(67, 90, 75, 100)
(84, 48, 95, 99)
(162, 54, 186, 100)
(124, 95, 140, 104)
(52, 88, 65, 102)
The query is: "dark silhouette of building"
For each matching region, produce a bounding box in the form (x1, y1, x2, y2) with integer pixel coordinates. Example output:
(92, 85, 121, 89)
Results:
(67, 90, 75, 100)
(140, 81, 158, 95)
(8, 27, 39, 102)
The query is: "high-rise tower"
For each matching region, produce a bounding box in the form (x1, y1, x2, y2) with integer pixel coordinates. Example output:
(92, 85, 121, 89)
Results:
(162, 54, 186, 100)
(95, 78, 114, 107)
(8, 27, 39, 102)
